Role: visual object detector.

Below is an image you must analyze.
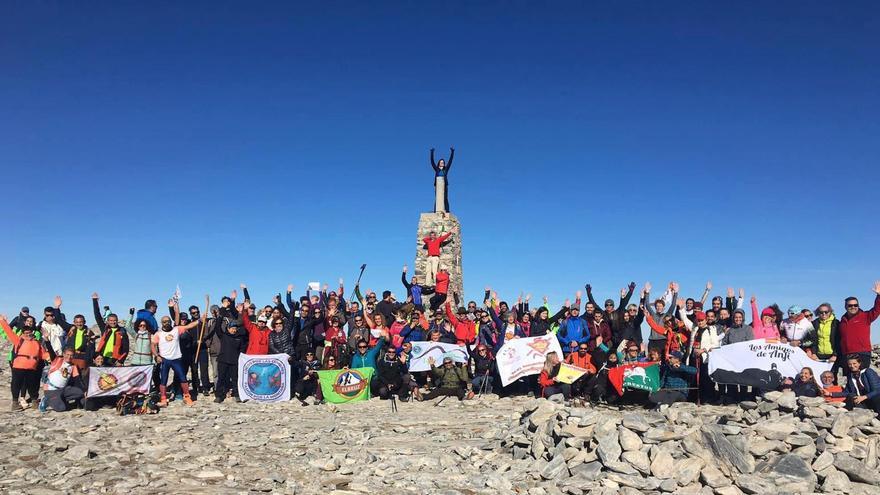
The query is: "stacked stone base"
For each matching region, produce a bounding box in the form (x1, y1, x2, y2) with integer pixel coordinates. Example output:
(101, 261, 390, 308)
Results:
(414, 212, 463, 305)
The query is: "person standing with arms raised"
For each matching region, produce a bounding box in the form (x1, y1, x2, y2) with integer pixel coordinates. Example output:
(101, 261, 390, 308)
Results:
(430, 146, 454, 213)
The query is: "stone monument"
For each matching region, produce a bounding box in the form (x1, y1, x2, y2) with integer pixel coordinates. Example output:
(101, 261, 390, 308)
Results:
(414, 147, 463, 302)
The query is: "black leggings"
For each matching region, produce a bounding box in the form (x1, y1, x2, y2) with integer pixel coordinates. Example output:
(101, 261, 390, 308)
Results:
(11, 369, 40, 401)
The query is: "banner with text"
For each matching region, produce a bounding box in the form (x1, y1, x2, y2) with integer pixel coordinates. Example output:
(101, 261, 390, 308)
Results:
(317, 368, 375, 404)
(238, 353, 291, 403)
(408, 342, 469, 372)
(707, 339, 832, 390)
(496, 336, 564, 387)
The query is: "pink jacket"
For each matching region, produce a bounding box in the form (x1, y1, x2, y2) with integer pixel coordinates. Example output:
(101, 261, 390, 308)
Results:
(751, 301, 781, 339)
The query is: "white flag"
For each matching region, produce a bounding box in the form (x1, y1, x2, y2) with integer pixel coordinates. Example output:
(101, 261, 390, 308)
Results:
(496, 336, 563, 387)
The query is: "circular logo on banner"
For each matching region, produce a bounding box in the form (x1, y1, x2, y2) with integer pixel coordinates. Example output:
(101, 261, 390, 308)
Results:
(97, 373, 119, 391)
(332, 369, 368, 399)
(241, 356, 287, 401)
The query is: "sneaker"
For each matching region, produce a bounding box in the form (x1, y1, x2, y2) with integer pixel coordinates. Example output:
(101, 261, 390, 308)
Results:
(19, 397, 29, 409)
(10, 402, 22, 411)
(158, 398, 169, 407)
(466, 391, 475, 400)
(213, 397, 224, 404)
(38, 397, 48, 413)
(183, 394, 194, 406)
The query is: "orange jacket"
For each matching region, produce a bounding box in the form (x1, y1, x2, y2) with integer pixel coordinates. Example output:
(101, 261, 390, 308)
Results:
(1, 319, 48, 370)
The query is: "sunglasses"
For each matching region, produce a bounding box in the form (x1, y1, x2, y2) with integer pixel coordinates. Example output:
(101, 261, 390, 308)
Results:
(818, 310, 830, 315)
(846, 304, 859, 308)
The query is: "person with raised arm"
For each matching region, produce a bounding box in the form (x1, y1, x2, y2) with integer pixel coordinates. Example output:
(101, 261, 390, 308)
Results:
(644, 282, 678, 353)
(838, 281, 880, 368)
(0, 314, 48, 411)
(429, 146, 455, 213)
(92, 292, 130, 366)
(151, 298, 206, 407)
(750, 295, 781, 340)
(422, 226, 457, 287)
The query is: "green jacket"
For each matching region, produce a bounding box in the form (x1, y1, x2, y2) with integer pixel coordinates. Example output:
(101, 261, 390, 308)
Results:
(431, 364, 468, 389)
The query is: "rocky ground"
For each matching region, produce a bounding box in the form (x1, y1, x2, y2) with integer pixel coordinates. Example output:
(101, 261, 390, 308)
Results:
(0, 345, 879, 494)
(2, 384, 879, 495)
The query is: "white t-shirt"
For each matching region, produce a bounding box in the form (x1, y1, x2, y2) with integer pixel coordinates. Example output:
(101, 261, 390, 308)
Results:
(46, 360, 77, 390)
(151, 327, 186, 360)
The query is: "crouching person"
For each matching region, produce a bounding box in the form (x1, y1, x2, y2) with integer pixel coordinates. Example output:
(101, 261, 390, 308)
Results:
(824, 354, 880, 413)
(648, 351, 696, 407)
(41, 347, 85, 412)
(373, 345, 414, 400)
(420, 356, 473, 401)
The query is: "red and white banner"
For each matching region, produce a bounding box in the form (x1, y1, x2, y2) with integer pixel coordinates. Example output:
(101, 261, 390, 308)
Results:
(87, 365, 153, 397)
(496, 336, 563, 387)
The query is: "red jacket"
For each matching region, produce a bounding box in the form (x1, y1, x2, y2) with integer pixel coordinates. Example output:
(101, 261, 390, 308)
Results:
(445, 302, 476, 345)
(840, 294, 880, 355)
(242, 309, 270, 355)
(435, 271, 450, 294)
(423, 233, 451, 257)
(538, 369, 556, 389)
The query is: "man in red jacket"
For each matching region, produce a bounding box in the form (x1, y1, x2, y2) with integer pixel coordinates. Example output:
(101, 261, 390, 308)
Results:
(422, 227, 457, 286)
(839, 281, 880, 369)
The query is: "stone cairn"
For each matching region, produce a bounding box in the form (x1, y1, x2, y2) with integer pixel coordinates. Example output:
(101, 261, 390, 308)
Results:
(414, 211, 463, 307)
(499, 392, 880, 495)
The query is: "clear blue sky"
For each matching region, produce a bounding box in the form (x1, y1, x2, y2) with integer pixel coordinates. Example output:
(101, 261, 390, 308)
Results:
(2, 2, 879, 337)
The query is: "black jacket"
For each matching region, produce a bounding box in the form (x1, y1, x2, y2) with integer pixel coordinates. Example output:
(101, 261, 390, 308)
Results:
(375, 356, 405, 388)
(217, 326, 248, 365)
(269, 328, 295, 357)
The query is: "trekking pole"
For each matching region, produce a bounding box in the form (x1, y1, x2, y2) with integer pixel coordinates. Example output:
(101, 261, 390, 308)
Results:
(390, 394, 398, 413)
(355, 264, 367, 287)
(477, 370, 490, 399)
(194, 295, 210, 364)
(434, 395, 449, 407)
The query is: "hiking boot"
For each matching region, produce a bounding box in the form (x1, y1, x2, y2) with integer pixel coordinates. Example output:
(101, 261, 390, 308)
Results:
(466, 391, 475, 400)
(10, 401, 23, 411)
(213, 397, 224, 404)
(38, 397, 48, 413)
(183, 394, 194, 406)
(19, 397, 30, 409)
(158, 398, 169, 407)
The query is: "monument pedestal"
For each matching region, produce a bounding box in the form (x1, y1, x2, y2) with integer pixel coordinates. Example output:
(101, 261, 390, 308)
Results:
(415, 212, 463, 304)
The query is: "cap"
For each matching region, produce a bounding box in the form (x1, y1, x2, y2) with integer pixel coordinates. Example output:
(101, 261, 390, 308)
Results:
(761, 308, 776, 317)
(228, 320, 241, 328)
(693, 302, 704, 310)
(570, 305, 580, 311)
(670, 350, 684, 360)
(21, 306, 29, 313)
(788, 305, 802, 314)
(694, 311, 707, 321)
(442, 356, 453, 363)
(604, 299, 615, 306)
(257, 316, 268, 323)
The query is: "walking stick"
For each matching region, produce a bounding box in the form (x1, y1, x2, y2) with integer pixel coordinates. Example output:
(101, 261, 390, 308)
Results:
(477, 370, 490, 399)
(390, 394, 398, 413)
(194, 295, 210, 365)
(434, 395, 449, 407)
(355, 264, 367, 287)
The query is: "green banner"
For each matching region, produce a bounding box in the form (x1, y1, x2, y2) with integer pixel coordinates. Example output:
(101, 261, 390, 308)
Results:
(316, 367, 374, 403)
(623, 363, 660, 393)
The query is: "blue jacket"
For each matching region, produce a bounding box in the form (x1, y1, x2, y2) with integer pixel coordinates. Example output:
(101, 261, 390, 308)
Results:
(557, 317, 590, 349)
(136, 309, 158, 334)
(660, 363, 697, 391)
(400, 325, 425, 344)
(842, 368, 880, 400)
(349, 337, 385, 370)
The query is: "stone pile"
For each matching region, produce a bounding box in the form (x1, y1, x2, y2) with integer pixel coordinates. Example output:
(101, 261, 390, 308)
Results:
(499, 394, 880, 495)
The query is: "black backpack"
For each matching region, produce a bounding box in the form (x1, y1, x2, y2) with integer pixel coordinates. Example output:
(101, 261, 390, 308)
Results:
(116, 392, 160, 415)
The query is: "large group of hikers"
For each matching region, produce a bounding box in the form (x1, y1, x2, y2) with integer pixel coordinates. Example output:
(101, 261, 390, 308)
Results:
(3, 264, 879, 416)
